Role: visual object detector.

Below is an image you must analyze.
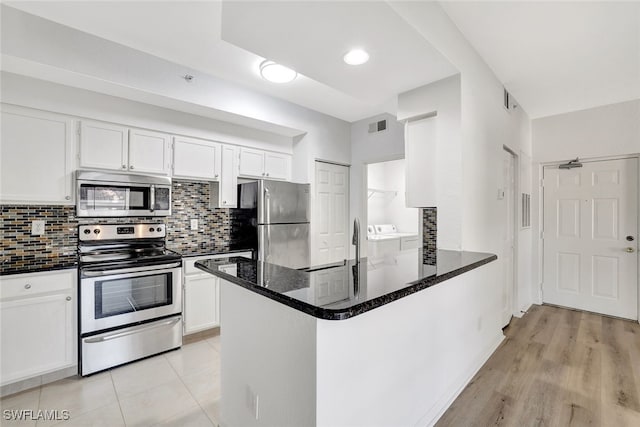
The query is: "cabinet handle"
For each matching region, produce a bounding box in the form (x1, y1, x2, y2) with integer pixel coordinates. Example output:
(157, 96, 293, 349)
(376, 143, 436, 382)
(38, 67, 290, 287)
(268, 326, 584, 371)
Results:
(65, 196, 71, 200)
(129, 165, 135, 170)
(122, 165, 127, 169)
(215, 174, 219, 178)
(24, 284, 31, 289)
(66, 296, 72, 301)
(266, 173, 270, 177)
(223, 200, 226, 205)
(262, 172, 265, 176)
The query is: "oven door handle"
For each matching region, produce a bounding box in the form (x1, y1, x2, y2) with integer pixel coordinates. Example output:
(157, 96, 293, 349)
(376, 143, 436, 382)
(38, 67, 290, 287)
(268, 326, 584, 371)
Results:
(84, 317, 181, 343)
(81, 262, 181, 277)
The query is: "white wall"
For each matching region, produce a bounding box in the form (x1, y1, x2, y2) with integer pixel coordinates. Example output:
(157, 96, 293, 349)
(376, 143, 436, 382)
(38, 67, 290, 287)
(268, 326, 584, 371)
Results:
(390, 2, 534, 314)
(530, 99, 640, 303)
(398, 74, 462, 250)
(350, 113, 405, 256)
(367, 159, 418, 233)
(533, 100, 640, 163)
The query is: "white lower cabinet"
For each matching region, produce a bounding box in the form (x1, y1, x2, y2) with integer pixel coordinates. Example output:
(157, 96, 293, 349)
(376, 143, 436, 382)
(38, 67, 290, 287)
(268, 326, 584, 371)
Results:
(182, 252, 250, 335)
(0, 269, 77, 386)
(184, 274, 219, 334)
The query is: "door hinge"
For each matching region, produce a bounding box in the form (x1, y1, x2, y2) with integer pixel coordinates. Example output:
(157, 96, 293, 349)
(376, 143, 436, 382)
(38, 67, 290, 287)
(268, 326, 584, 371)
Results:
(540, 231, 544, 239)
(76, 122, 81, 137)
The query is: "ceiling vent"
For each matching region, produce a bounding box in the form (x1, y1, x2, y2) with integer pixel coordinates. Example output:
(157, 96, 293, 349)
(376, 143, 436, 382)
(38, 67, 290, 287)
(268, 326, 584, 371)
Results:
(368, 119, 387, 133)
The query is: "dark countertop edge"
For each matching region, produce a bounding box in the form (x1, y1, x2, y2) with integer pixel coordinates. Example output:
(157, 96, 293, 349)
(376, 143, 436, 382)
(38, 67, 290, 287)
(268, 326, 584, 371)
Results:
(168, 248, 254, 258)
(1, 263, 78, 276)
(195, 252, 498, 321)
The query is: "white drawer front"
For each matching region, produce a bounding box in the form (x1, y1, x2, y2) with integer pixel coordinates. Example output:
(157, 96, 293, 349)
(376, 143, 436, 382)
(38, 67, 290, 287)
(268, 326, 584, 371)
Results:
(1, 269, 76, 300)
(401, 236, 421, 250)
(183, 252, 251, 275)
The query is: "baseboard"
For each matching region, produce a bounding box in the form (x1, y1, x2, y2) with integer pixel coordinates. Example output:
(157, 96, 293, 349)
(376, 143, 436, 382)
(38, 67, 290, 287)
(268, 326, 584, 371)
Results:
(415, 333, 505, 427)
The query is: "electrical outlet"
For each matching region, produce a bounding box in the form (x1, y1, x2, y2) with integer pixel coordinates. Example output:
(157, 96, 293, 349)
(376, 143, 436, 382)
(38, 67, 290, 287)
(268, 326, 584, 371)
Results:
(190, 219, 198, 231)
(31, 220, 45, 236)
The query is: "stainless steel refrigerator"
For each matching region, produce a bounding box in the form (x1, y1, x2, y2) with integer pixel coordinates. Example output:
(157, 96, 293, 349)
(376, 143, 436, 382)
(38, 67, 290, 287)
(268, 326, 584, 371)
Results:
(237, 180, 310, 269)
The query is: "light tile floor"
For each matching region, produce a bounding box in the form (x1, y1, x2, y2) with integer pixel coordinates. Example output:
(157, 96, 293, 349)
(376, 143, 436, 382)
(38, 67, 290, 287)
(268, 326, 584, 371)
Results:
(1, 336, 221, 427)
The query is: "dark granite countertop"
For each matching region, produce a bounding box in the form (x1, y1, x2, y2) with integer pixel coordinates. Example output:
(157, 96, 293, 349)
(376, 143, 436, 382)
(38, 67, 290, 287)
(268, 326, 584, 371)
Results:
(167, 245, 254, 258)
(195, 249, 497, 320)
(1, 256, 78, 276)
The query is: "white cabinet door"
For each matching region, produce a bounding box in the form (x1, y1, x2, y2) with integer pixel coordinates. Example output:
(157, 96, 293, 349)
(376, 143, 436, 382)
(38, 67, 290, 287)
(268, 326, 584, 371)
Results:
(239, 147, 265, 178)
(264, 152, 291, 180)
(80, 120, 128, 172)
(0, 270, 76, 385)
(219, 144, 238, 207)
(1, 105, 75, 204)
(128, 129, 171, 175)
(183, 275, 219, 334)
(405, 116, 437, 207)
(173, 136, 221, 180)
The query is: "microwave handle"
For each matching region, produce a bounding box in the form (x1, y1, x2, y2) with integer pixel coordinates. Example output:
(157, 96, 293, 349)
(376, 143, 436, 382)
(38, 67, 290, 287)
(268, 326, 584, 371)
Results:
(150, 184, 155, 212)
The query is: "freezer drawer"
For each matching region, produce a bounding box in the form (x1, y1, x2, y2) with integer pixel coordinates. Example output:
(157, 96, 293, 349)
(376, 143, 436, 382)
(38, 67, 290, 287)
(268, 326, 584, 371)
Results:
(81, 315, 182, 376)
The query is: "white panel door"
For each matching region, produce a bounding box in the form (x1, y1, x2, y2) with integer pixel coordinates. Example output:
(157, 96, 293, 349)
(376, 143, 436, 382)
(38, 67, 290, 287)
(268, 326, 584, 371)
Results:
(0, 105, 75, 204)
(183, 275, 219, 334)
(239, 147, 265, 178)
(173, 136, 220, 180)
(314, 162, 349, 265)
(79, 120, 128, 171)
(543, 158, 638, 319)
(128, 129, 171, 175)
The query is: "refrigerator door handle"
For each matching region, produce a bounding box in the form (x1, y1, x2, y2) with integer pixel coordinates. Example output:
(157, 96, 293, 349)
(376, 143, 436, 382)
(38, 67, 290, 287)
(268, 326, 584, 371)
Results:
(265, 187, 271, 261)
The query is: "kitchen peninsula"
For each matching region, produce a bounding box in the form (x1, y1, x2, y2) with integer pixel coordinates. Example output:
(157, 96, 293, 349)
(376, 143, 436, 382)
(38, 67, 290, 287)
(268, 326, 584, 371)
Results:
(196, 249, 501, 426)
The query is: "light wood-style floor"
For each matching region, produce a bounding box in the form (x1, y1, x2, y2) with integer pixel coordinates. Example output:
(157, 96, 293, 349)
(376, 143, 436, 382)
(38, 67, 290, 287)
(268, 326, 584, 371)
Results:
(437, 304, 640, 427)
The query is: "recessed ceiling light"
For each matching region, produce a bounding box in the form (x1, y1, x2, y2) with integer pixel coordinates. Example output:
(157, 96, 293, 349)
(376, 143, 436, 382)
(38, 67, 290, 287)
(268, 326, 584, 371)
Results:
(343, 49, 369, 65)
(259, 60, 297, 83)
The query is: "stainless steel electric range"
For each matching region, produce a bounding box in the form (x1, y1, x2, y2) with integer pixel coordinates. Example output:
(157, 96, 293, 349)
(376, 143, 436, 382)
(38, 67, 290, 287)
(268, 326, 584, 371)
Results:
(78, 223, 182, 376)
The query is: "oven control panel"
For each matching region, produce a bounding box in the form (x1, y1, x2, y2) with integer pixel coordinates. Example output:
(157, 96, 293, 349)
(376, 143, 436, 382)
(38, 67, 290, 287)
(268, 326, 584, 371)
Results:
(79, 223, 166, 241)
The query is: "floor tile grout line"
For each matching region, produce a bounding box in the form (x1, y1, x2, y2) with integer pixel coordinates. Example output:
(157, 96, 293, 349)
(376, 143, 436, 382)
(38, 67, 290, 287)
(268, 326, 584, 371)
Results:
(165, 345, 218, 426)
(109, 371, 128, 426)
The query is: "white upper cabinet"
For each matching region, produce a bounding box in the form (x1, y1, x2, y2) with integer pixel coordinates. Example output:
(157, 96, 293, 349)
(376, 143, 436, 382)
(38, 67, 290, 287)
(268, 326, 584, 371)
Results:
(1, 105, 75, 204)
(239, 147, 291, 180)
(219, 144, 238, 207)
(405, 116, 437, 208)
(239, 147, 265, 178)
(79, 120, 170, 175)
(172, 136, 221, 180)
(79, 121, 128, 171)
(128, 129, 171, 175)
(264, 152, 291, 180)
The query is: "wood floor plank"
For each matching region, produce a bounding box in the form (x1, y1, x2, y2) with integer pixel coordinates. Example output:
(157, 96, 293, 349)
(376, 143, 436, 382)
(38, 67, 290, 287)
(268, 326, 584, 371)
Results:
(435, 305, 640, 427)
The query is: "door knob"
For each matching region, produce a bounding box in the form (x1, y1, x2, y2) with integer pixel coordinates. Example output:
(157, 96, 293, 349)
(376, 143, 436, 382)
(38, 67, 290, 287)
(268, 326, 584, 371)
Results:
(626, 236, 635, 241)
(625, 247, 635, 253)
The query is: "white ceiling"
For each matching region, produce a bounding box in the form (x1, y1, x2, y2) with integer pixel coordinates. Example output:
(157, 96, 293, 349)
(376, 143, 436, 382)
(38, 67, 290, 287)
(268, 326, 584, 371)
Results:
(3, 1, 458, 123)
(441, 1, 640, 119)
(4, 1, 637, 123)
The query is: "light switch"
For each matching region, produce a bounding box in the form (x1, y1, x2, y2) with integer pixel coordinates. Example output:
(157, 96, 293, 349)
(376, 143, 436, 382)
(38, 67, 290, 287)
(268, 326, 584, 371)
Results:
(31, 220, 45, 236)
(190, 219, 198, 231)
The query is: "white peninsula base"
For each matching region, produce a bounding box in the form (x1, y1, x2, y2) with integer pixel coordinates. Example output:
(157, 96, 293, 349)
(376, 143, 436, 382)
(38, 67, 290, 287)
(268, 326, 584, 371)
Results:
(218, 260, 503, 427)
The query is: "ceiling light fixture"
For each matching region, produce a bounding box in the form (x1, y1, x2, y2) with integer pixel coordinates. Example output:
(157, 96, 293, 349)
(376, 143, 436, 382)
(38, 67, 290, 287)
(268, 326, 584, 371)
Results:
(259, 60, 297, 83)
(343, 49, 369, 65)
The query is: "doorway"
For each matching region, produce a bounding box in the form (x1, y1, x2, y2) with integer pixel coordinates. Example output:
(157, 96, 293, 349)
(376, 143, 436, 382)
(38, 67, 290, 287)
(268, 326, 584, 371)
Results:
(502, 148, 517, 327)
(542, 157, 638, 319)
(313, 161, 350, 265)
(365, 159, 420, 258)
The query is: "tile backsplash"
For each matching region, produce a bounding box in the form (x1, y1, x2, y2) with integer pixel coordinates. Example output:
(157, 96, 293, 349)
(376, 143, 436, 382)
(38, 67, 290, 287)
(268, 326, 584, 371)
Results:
(0, 179, 246, 274)
(422, 208, 437, 265)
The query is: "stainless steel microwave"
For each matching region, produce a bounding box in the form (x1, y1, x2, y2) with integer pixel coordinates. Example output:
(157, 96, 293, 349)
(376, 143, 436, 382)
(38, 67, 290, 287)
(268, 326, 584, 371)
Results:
(76, 171, 171, 217)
